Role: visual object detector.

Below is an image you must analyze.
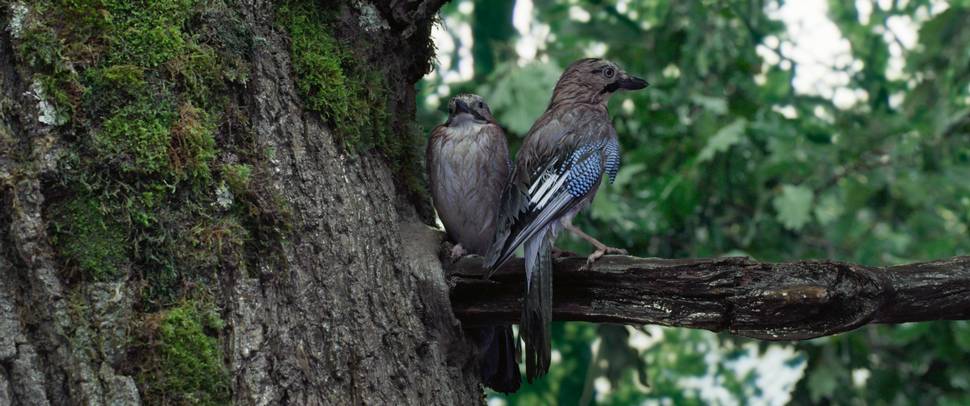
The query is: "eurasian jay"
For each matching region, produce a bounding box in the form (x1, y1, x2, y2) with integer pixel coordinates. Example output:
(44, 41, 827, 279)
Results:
(485, 58, 648, 382)
(427, 93, 520, 392)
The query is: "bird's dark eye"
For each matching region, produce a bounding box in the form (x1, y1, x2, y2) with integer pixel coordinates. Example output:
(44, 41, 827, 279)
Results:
(478, 102, 484, 109)
(603, 67, 616, 78)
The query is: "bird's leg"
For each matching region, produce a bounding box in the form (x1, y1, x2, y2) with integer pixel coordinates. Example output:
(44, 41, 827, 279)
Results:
(449, 243, 467, 260)
(564, 224, 628, 255)
(564, 224, 627, 269)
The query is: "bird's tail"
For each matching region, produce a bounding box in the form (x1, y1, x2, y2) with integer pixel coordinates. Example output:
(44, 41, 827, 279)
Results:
(521, 230, 552, 381)
(479, 325, 521, 393)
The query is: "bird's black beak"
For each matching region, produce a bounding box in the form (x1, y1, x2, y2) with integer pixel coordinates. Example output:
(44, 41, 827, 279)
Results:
(618, 74, 649, 90)
(452, 99, 488, 122)
(454, 99, 473, 115)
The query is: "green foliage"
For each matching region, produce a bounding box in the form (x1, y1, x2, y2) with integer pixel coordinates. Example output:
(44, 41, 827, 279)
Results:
(425, 0, 970, 403)
(90, 64, 147, 90)
(91, 94, 215, 181)
(773, 184, 814, 231)
(697, 118, 746, 162)
(168, 43, 225, 108)
(497, 322, 598, 404)
(138, 302, 231, 405)
(17, 23, 63, 68)
(50, 195, 128, 281)
(479, 62, 562, 134)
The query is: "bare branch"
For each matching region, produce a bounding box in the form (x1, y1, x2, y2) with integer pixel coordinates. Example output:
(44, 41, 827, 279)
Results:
(447, 255, 970, 340)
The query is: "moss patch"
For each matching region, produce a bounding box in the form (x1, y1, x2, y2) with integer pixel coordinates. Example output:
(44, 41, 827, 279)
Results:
(137, 302, 231, 405)
(278, 5, 350, 122)
(276, 1, 431, 214)
(14, 1, 283, 402)
(277, 1, 391, 152)
(170, 103, 217, 184)
(50, 196, 128, 281)
(94, 99, 178, 174)
(222, 163, 253, 196)
(17, 0, 275, 287)
(98, 0, 196, 68)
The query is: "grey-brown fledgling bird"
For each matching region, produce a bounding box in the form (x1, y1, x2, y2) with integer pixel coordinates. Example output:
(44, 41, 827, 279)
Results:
(427, 93, 520, 393)
(485, 58, 648, 382)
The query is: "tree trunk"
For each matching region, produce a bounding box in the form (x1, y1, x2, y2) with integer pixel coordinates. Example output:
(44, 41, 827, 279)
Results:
(0, 0, 481, 405)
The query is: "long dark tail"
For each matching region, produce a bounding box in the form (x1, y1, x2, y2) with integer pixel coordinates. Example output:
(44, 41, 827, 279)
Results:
(521, 231, 552, 381)
(479, 326, 521, 393)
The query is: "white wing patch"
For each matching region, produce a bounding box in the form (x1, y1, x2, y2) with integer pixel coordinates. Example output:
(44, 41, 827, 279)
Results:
(529, 171, 567, 209)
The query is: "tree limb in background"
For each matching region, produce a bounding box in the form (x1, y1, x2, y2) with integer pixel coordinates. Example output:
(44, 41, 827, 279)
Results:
(447, 254, 970, 340)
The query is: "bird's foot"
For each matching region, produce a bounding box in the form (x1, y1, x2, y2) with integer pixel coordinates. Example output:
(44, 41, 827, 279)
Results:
(449, 244, 467, 260)
(581, 245, 627, 270)
(562, 224, 628, 269)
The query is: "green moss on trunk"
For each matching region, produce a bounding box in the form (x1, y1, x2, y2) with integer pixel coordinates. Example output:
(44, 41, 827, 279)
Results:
(277, 1, 392, 153)
(49, 196, 128, 281)
(137, 302, 231, 405)
(276, 0, 431, 213)
(12, 0, 282, 403)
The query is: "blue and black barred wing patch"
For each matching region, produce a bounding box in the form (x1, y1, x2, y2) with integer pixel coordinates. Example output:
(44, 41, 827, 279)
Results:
(485, 142, 608, 271)
(604, 137, 621, 184)
(562, 141, 608, 197)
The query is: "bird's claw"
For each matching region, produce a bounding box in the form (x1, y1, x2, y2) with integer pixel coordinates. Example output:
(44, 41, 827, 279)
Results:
(581, 249, 604, 271)
(580, 246, 627, 270)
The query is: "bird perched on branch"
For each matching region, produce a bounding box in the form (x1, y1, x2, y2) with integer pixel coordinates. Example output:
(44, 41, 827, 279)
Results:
(485, 58, 648, 381)
(427, 94, 520, 393)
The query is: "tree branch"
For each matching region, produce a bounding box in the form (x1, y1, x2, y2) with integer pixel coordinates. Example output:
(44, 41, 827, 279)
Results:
(446, 255, 970, 340)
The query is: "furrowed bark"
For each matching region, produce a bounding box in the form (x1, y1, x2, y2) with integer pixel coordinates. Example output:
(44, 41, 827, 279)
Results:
(448, 255, 970, 340)
(1, 1, 483, 404)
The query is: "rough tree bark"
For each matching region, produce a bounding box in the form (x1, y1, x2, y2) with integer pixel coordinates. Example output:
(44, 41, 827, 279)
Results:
(449, 255, 970, 340)
(1, 0, 485, 405)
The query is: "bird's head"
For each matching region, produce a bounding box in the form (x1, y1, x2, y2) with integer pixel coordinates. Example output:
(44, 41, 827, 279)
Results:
(550, 58, 648, 105)
(446, 93, 495, 127)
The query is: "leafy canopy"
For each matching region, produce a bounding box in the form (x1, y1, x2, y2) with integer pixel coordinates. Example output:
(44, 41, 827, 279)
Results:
(421, 0, 970, 404)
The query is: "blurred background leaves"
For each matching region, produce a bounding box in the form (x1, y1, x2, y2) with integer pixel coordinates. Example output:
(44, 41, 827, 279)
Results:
(419, 0, 970, 404)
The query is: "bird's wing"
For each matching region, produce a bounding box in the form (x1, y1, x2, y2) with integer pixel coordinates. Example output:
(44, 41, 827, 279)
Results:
(485, 110, 613, 273)
(604, 135, 621, 184)
(426, 124, 452, 180)
(475, 124, 512, 235)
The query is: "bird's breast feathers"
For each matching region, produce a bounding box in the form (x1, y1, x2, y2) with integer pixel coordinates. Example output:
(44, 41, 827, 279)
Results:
(429, 122, 509, 253)
(442, 121, 489, 138)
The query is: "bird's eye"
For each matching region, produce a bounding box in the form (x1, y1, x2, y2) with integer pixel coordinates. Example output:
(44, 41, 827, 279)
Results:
(478, 102, 485, 109)
(603, 67, 616, 78)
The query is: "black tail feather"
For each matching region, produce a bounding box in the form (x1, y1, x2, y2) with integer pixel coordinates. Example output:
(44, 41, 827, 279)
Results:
(521, 235, 552, 381)
(480, 326, 521, 393)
